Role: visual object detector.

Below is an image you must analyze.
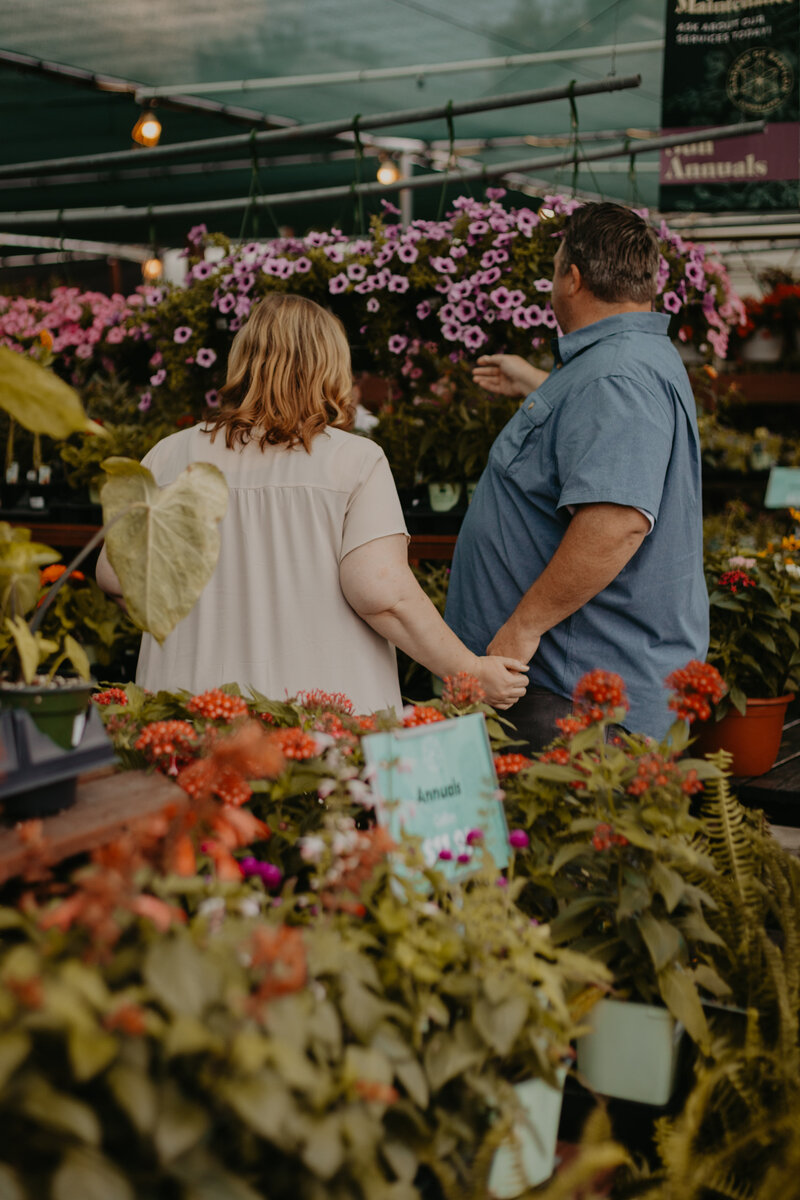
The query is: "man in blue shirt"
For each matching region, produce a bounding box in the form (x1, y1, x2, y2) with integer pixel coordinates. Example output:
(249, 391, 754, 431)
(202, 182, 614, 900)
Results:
(445, 203, 708, 746)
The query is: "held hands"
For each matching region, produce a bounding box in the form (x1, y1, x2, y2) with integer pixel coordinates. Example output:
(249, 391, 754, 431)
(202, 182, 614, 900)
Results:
(474, 657, 529, 710)
(472, 354, 549, 398)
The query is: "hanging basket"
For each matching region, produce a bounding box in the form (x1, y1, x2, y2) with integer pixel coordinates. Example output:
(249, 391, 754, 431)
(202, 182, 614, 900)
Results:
(691, 693, 794, 776)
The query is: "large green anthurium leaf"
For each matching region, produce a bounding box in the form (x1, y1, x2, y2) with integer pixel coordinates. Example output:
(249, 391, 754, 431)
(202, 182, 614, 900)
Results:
(0, 347, 105, 438)
(100, 457, 228, 644)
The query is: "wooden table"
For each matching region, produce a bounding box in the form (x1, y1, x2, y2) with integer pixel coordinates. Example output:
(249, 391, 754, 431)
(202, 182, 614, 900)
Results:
(736, 715, 800, 825)
(0, 766, 186, 885)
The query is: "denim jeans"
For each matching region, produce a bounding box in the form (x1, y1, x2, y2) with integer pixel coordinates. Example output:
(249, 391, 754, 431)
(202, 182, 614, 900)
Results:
(504, 686, 626, 754)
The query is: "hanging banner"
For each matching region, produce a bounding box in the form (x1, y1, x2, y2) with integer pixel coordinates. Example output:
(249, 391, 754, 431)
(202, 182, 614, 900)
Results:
(660, 0, 800, 210)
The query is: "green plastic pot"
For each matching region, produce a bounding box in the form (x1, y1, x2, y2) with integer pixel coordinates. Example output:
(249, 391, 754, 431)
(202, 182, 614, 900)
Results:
(0, 681, 95, 750)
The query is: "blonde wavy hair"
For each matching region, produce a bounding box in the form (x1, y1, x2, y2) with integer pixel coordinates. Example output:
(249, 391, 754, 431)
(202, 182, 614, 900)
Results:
(204, 293, 355, 451)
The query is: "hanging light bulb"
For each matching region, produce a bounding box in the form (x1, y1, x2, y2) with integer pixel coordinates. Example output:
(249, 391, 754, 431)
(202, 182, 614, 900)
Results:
(132, 109, 162, 148)
(376, 154, 401, 185)
(142, 255, 163, 281)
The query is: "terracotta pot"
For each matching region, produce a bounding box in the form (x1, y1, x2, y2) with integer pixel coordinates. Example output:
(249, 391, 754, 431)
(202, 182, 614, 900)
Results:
(692, 693, 794, 776)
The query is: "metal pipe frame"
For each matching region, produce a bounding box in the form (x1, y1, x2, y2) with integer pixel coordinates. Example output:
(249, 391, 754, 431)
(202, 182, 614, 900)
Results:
(0, 120, 765, 229)
(139, 40, 665, 97)
(0, 75, 641, 181)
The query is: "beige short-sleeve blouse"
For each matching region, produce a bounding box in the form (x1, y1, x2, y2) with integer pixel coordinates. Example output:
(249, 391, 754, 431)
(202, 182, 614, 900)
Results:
(134, 423, 408, 714)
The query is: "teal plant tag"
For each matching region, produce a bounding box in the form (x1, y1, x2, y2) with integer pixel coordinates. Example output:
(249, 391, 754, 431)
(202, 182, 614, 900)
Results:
(362, 712, 509, 877)
(764, 467, 800, 509)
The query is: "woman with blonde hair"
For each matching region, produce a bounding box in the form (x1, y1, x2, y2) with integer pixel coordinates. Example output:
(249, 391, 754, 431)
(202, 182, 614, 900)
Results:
(97, 293, 528, 713)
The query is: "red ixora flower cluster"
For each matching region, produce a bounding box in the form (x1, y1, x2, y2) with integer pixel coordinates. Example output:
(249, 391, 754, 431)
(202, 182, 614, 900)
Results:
(626, 752, 703, 797)
(187, 688, 249, 721)
(135, 720, 198, 773)
(294, 689, 355, 715)
(92, 687, 128, 706)
(494, 752, 532, 777)
(403, 705, 446, 728)
(591, 823, 628, 851)
(556, 670, 629, 736)
(271, 726, 319, 761)
(440, 672, 487, 707)
(717, 569, 757, 594)
(666, 659, 727, 724)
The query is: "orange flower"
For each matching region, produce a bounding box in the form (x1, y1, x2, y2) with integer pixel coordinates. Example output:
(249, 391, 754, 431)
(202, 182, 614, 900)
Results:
(38, 328, 54, 350)
(40, 564, 86, 586)
(169, 833, 197, 876)
(201, 838, 243, 881)
(128, 894, 187, 931)
(104, 1003, 147, 1036)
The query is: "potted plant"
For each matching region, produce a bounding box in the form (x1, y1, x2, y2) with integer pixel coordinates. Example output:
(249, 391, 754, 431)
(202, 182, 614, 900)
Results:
(501, 665, 731, 1104)
(694, 527, 800, 775)
(0, 347, 228, 818)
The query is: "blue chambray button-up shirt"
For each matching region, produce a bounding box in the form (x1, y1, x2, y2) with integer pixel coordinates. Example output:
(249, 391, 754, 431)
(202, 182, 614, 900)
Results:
(444, 311, 709, 739)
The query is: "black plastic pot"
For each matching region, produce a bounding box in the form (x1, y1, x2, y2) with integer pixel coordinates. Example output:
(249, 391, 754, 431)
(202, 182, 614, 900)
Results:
(0, 681, 116, 820)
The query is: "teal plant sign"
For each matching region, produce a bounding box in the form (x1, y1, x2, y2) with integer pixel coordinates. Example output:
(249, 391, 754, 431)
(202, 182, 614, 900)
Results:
(764, 467, 800, 509)
(362, 712, 509, 878)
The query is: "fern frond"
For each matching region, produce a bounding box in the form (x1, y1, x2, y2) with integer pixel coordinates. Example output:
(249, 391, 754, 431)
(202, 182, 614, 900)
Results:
(699, 763, 759, 907)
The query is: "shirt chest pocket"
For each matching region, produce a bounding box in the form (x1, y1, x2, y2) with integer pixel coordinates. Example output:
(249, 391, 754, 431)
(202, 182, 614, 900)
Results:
(490, 395, 556, 476)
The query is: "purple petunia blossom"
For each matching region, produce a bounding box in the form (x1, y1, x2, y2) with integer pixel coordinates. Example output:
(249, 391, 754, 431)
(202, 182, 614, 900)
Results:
(439, 303, 457, 323)
(396, 243, 419, 264)
(173, 326, 192, 344)
(662, 291, 682, 314)
(388, 275, 410, 293)
(347, 263, 368, 281)
(441, 321, 462, 341)
(190, 261, 214, 281)
(525, 303, 544, 325)
(462, 326, 487, 350)
(533, 278, 553, 292)
(455, 300, 477, 322)
(186, 223, 207, 247)
(685, 261, 706, 288)
(205, 389, 220, 407)
(388, 334, 408, 353)
(485, 186, 506, 200)
(293, 256, 312, 274)
(305, 231, 329, 247)
(480, 250, 498, 268)
(150, 368, 166, 386)
(196, 347, 217, 368)
(329, 273, 349, 294)
(354, 279, 375, 294)
(367, 297, 380, 313)
(469, 220, 490, 235)
(480, 267, 502, 286)
(430, 255, 457, 274)
(137, 391, 152, 412)
(416, 301, 432, 319)
(511, 309, 531, 329)
(490, 286, 511, 307)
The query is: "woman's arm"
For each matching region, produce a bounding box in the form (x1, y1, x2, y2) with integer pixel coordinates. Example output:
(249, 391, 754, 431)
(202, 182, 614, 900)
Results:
(339, 534, 528, 709)
(95, 544, 127, 610)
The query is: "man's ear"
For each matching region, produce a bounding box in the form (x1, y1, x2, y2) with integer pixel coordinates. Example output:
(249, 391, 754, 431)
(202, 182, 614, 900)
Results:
(568, 262, 583, 295)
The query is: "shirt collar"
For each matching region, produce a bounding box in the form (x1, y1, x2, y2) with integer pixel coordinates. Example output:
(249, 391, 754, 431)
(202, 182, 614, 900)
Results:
(553, 311, 672, 366)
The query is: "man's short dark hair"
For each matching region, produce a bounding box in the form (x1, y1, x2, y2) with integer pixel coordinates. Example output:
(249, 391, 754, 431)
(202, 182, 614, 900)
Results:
(558, 202, 659, 304)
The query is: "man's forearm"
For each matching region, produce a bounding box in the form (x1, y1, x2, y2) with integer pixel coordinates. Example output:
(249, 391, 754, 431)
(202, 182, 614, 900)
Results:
(487, 504, 649, 660)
